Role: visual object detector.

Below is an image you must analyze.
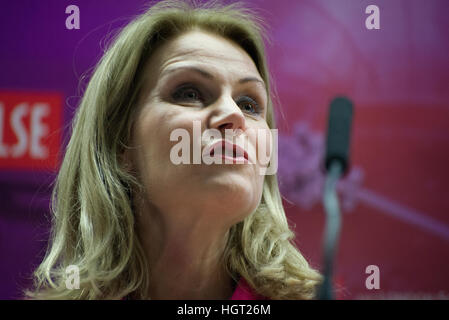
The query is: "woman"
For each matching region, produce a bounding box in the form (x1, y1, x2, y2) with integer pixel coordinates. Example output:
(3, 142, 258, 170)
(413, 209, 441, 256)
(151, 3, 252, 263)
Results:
(26, 0, 322, 299)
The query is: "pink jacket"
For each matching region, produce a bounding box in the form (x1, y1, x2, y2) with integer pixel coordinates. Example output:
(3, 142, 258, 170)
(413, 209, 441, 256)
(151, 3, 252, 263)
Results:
(230, 277, 267, 300)
(122, 277, 267, 300)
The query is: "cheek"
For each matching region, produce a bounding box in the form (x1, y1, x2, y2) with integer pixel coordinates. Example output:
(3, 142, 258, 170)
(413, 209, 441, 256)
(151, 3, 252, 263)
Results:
(133, 106, 202, 174)
(131, 107, 172, 177)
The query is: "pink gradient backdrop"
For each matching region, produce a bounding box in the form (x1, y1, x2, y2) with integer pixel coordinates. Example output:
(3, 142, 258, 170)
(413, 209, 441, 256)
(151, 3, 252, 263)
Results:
(0, 0, 448, 299)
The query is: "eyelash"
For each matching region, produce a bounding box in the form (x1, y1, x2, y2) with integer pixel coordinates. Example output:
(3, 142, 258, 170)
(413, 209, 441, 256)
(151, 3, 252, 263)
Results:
(171, 84, 263, 116)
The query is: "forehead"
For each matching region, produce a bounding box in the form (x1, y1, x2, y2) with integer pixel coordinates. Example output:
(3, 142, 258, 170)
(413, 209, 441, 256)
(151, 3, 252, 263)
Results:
(146, 30, 261, 80)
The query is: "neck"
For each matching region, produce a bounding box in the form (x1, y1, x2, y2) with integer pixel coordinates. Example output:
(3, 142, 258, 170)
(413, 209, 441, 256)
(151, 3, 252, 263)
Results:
(136, 201, 236, 300)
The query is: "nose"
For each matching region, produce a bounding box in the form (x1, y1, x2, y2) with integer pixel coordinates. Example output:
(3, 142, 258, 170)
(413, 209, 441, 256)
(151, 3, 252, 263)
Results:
(208, 95, 246, 135)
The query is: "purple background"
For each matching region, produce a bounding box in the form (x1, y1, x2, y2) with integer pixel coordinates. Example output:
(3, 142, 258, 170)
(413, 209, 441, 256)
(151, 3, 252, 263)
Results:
(1, 0, 449, 299)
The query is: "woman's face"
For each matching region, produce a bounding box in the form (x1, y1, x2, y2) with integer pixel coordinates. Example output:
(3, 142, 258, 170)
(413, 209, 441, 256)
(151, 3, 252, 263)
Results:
(127, 30, 272, 228)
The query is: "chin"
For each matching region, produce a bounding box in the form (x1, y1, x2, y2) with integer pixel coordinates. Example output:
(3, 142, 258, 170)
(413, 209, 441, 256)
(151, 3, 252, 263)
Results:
(207, 188, 260, 218)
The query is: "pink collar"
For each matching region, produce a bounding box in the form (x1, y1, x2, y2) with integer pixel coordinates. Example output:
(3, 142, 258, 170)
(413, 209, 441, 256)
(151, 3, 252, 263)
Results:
(230, 277, 267, 300)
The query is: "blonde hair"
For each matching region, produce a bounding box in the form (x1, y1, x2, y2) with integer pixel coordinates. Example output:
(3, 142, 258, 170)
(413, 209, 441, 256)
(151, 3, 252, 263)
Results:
(26, 0, 322, 299)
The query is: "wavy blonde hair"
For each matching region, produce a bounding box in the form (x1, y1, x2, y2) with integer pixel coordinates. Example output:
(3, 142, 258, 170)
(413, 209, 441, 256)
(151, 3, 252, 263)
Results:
(26, 0, 322, 299)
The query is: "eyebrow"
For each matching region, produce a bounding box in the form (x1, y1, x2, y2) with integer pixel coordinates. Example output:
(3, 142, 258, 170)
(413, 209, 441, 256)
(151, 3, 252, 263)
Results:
(161, 65, 266, 88)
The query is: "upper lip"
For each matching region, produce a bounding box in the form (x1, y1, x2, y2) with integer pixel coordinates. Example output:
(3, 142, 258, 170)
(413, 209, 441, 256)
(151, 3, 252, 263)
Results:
(203, 139, 248, 160)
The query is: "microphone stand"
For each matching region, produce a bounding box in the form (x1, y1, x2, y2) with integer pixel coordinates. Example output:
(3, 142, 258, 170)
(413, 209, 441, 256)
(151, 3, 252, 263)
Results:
(316, 96, 353, 300)
(317, 160, 343, 300)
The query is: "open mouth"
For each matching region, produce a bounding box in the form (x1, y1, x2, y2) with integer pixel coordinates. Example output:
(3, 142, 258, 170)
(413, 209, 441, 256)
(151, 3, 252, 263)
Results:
(209, 140, 248, 163)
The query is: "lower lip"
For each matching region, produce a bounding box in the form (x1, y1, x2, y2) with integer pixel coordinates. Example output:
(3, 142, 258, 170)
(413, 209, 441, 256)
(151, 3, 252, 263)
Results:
(215, 154, 248, 164)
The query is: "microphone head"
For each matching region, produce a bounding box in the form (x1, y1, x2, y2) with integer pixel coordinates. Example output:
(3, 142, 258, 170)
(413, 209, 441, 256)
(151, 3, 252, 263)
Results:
(324, 96, 354, 175)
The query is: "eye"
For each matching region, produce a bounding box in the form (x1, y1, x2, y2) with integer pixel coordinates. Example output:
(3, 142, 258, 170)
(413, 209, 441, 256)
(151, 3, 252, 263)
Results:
(172, 84, 203, 102)
(237, 96, 261, 115)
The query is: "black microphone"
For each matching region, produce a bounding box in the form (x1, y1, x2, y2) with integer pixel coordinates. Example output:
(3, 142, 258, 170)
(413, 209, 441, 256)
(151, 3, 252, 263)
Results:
(318, 96, 354, 300)
(324, 97, 353, 175)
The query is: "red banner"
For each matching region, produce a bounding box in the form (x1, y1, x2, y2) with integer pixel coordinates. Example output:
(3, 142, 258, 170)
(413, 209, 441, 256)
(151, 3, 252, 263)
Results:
(0, 91, 62, 170)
